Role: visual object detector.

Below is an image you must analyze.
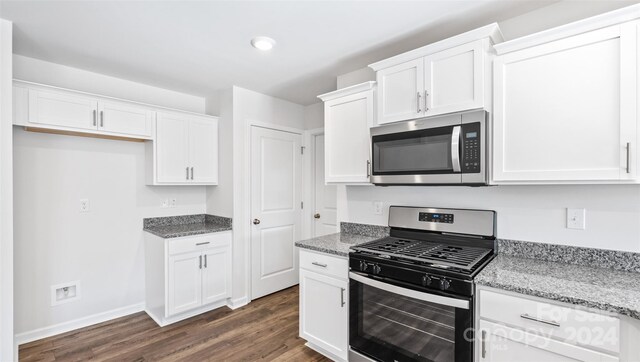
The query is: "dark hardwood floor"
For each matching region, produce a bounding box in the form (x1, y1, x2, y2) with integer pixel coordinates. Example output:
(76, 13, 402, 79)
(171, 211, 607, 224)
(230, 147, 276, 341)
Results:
(20, 286, 330, 361)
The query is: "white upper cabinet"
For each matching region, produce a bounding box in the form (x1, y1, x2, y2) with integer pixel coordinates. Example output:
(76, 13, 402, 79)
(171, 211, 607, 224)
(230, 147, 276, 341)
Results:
(28, 88, 98, 131)
(370, 24, 502, 125)
(97, 101, 153, 138)
(492, 12, 640, 183)
(318, 82, 375, 184)
(149, 111, 219, 185)
(376, 59, 424, 124)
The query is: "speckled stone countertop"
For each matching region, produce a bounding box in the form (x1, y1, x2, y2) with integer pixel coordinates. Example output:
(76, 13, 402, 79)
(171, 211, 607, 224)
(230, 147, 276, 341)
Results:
(295, 222, 389, 257)
(477, 251, 640, 320)
(143, 214, 232, 239)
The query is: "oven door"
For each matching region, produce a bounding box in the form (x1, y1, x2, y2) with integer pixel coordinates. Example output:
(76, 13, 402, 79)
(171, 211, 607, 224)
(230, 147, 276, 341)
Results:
(349, 272, 473, 362)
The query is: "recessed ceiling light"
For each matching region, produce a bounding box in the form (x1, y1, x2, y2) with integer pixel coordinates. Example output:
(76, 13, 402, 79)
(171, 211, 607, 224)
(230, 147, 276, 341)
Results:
(251, 36, 276, 51)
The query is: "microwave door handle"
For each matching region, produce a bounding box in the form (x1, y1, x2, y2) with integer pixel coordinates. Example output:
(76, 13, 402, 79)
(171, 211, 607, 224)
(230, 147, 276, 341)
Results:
(451, 126, 461, 172)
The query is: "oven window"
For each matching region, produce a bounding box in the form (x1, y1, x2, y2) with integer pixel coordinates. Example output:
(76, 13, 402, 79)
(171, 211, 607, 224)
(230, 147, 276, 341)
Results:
(372, 126, 455, 175)
(350, 279, 472, 362)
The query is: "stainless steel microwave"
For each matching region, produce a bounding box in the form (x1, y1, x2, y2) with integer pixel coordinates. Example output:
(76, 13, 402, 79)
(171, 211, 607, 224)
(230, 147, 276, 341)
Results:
(370, 110, 488, 185)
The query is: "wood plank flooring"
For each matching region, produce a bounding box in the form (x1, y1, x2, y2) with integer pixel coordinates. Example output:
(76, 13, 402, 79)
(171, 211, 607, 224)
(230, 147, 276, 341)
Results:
(20, 286, 330, 362)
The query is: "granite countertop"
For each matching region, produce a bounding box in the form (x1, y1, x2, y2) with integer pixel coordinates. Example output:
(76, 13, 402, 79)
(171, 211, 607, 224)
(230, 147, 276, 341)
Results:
(295, 222, 390, 257)
(476, 254, 640, 320)
(143, 214, 232, 239)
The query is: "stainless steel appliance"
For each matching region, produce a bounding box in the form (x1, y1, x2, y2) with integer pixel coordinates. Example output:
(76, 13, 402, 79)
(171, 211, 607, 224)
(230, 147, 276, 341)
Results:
(370, 110, 488, 185)
(349, 206, 497, 362)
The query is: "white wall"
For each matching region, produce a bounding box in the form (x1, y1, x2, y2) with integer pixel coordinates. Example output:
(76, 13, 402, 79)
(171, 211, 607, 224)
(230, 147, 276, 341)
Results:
(13, 57, 209, 339)
(303, 102, 323, 130)
(229, 86, 305, 304)
(0, 18, 14, 361)
(205, 89, 233, 218)
(333, 1, 640, 253)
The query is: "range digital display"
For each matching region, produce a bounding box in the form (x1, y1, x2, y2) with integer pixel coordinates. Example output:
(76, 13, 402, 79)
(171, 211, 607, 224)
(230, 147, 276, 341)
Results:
(418, 212, 454, 224)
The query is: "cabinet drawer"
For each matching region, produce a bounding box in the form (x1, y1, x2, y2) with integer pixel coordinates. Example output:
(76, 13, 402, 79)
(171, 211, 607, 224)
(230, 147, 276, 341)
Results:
(168, 232, 231, 256)
(480, 290, 620, 354)
(300, 249, 348, 280)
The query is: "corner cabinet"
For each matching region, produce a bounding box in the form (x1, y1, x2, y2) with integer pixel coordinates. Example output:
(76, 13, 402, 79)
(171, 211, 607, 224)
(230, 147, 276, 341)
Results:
(146, 111, 219, 185)
(492, 18, 640, 184)
(318, 81, 375, 184)
(145, 231, 232, 327)
(299, 249, 349, 362)
(370, 24, 502, 125)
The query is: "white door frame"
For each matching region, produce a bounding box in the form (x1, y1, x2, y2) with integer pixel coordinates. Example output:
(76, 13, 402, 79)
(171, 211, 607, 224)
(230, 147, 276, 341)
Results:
(302, 127, 324, 240)
(244, 121, 304, 302)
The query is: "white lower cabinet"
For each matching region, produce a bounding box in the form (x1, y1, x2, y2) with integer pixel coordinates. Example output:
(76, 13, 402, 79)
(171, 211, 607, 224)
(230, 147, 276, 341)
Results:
(145, 231, 232, 326)
(299, 249, 349, 361)
(477, 287, 621, 362)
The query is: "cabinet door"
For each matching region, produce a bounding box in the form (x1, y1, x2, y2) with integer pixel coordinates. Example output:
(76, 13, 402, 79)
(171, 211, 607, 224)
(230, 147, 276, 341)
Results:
(201, 247, 230, 305)
(167, 252, 202, 317)
(188, 116, 218, 184)
(156, 112, 189, 183)
(28, 89, 98, 131)
(376, 58, 424, 125)
(424, 40, 483, 117)
(324, 90, 373, 183)
(299, 269, 348, 361)
(493, 23, 638, 183)
(479, 321, 619, 362)
(97, 101, 153, 138)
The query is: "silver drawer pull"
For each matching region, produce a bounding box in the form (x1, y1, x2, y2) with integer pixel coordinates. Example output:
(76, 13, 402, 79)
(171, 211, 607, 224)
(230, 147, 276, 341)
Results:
(520, 313, 560, 327)
(196, 242, 210, 246)
(311, 262, 327, 268)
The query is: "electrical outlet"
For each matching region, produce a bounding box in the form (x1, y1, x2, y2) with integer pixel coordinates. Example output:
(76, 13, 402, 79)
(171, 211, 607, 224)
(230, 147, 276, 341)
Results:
(161, 199, 169, 208)
(567, 208, 586, 230)
(79, 199, 90, 213)
(51, 281, 81, 306)
(373, 201, 383, 215)
(170, 198, 177, 208)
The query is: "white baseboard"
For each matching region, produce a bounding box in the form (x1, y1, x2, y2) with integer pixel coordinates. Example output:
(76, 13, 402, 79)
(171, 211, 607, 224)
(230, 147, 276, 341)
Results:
(226, 296, 249, 310)
(15, 302, 145, 346)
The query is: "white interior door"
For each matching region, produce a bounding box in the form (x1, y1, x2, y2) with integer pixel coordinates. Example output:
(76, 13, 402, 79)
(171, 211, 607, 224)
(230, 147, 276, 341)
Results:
(251, 126, 302, 299)
(313, 134, 337, 237)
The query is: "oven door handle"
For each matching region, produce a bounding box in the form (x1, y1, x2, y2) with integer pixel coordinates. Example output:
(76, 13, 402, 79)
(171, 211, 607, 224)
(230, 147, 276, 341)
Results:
(349, 272, 469, 310)
(451, 125, 461, 173)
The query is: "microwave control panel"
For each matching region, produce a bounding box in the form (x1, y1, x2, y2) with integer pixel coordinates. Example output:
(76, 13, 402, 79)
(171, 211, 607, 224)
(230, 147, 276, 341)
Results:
(461, 123, 481, 173)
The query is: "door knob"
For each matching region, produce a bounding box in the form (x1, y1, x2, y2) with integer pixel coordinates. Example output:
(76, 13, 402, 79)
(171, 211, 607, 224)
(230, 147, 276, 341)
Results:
(314, 213, 321, 219)
(253, 219, 261, 225)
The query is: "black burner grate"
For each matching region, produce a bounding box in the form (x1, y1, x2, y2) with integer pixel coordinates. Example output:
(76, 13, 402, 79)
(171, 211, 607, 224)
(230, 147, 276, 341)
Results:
(352, 237, 491, 271)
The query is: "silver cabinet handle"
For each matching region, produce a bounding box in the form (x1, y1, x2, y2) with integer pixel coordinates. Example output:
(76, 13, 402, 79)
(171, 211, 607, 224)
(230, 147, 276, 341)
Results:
(199, 255, 202, 269)
(520, 313, 560, 327)
(195, 242, 210, 246)
(204, 254, 207, 268)
(451, 125, 461, 173)
(424, 90, 429, 111)
(253, 218, 261, 225)
(626, 142, 630, 174)
(190, 167, 194, 180)
(92, 110, 97, 126)
(366, 160, 371, 178)
(186, 167, 189, 180)
(99, 111, 104, 127)
(416, 91, 421, 113)
(312, 262, 327, 268)
(340, 287, 346, 307)
(481, 330, 486, 358)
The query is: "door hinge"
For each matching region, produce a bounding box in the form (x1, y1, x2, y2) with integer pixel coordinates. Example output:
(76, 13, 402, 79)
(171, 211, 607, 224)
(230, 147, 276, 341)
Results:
(301, 201, 304, 209)
(301, 146, 305, 155)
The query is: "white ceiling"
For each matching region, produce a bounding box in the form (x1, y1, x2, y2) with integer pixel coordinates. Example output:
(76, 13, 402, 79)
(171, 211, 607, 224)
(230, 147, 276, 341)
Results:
(0, 0, 558, 105)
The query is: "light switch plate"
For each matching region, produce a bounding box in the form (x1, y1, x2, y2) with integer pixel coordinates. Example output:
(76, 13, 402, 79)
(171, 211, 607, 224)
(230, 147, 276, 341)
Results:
(79, 199, 90, 213)
(567, 208, 586, 230)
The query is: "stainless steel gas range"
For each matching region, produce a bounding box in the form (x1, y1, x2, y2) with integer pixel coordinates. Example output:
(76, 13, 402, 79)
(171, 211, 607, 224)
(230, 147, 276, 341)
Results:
(348, 206, 497, 362)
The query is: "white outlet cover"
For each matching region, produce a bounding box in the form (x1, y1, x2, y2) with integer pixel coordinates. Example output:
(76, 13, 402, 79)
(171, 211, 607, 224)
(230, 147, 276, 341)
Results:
(79, 198, 90, 213)
(51, 281, 81, 306)
(170, 198, 177, 208)
(567, 208, 586, 230)
(373, 201, 383, 215)
(161, 199, 169, 208)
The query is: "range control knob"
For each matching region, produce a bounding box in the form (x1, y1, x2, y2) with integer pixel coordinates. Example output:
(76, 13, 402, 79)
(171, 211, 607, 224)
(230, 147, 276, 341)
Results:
(359, 260, 367, 272)
(422, 275, 432, 287)
(373, 264, 382, 275)
(440, 279, 451, 290)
